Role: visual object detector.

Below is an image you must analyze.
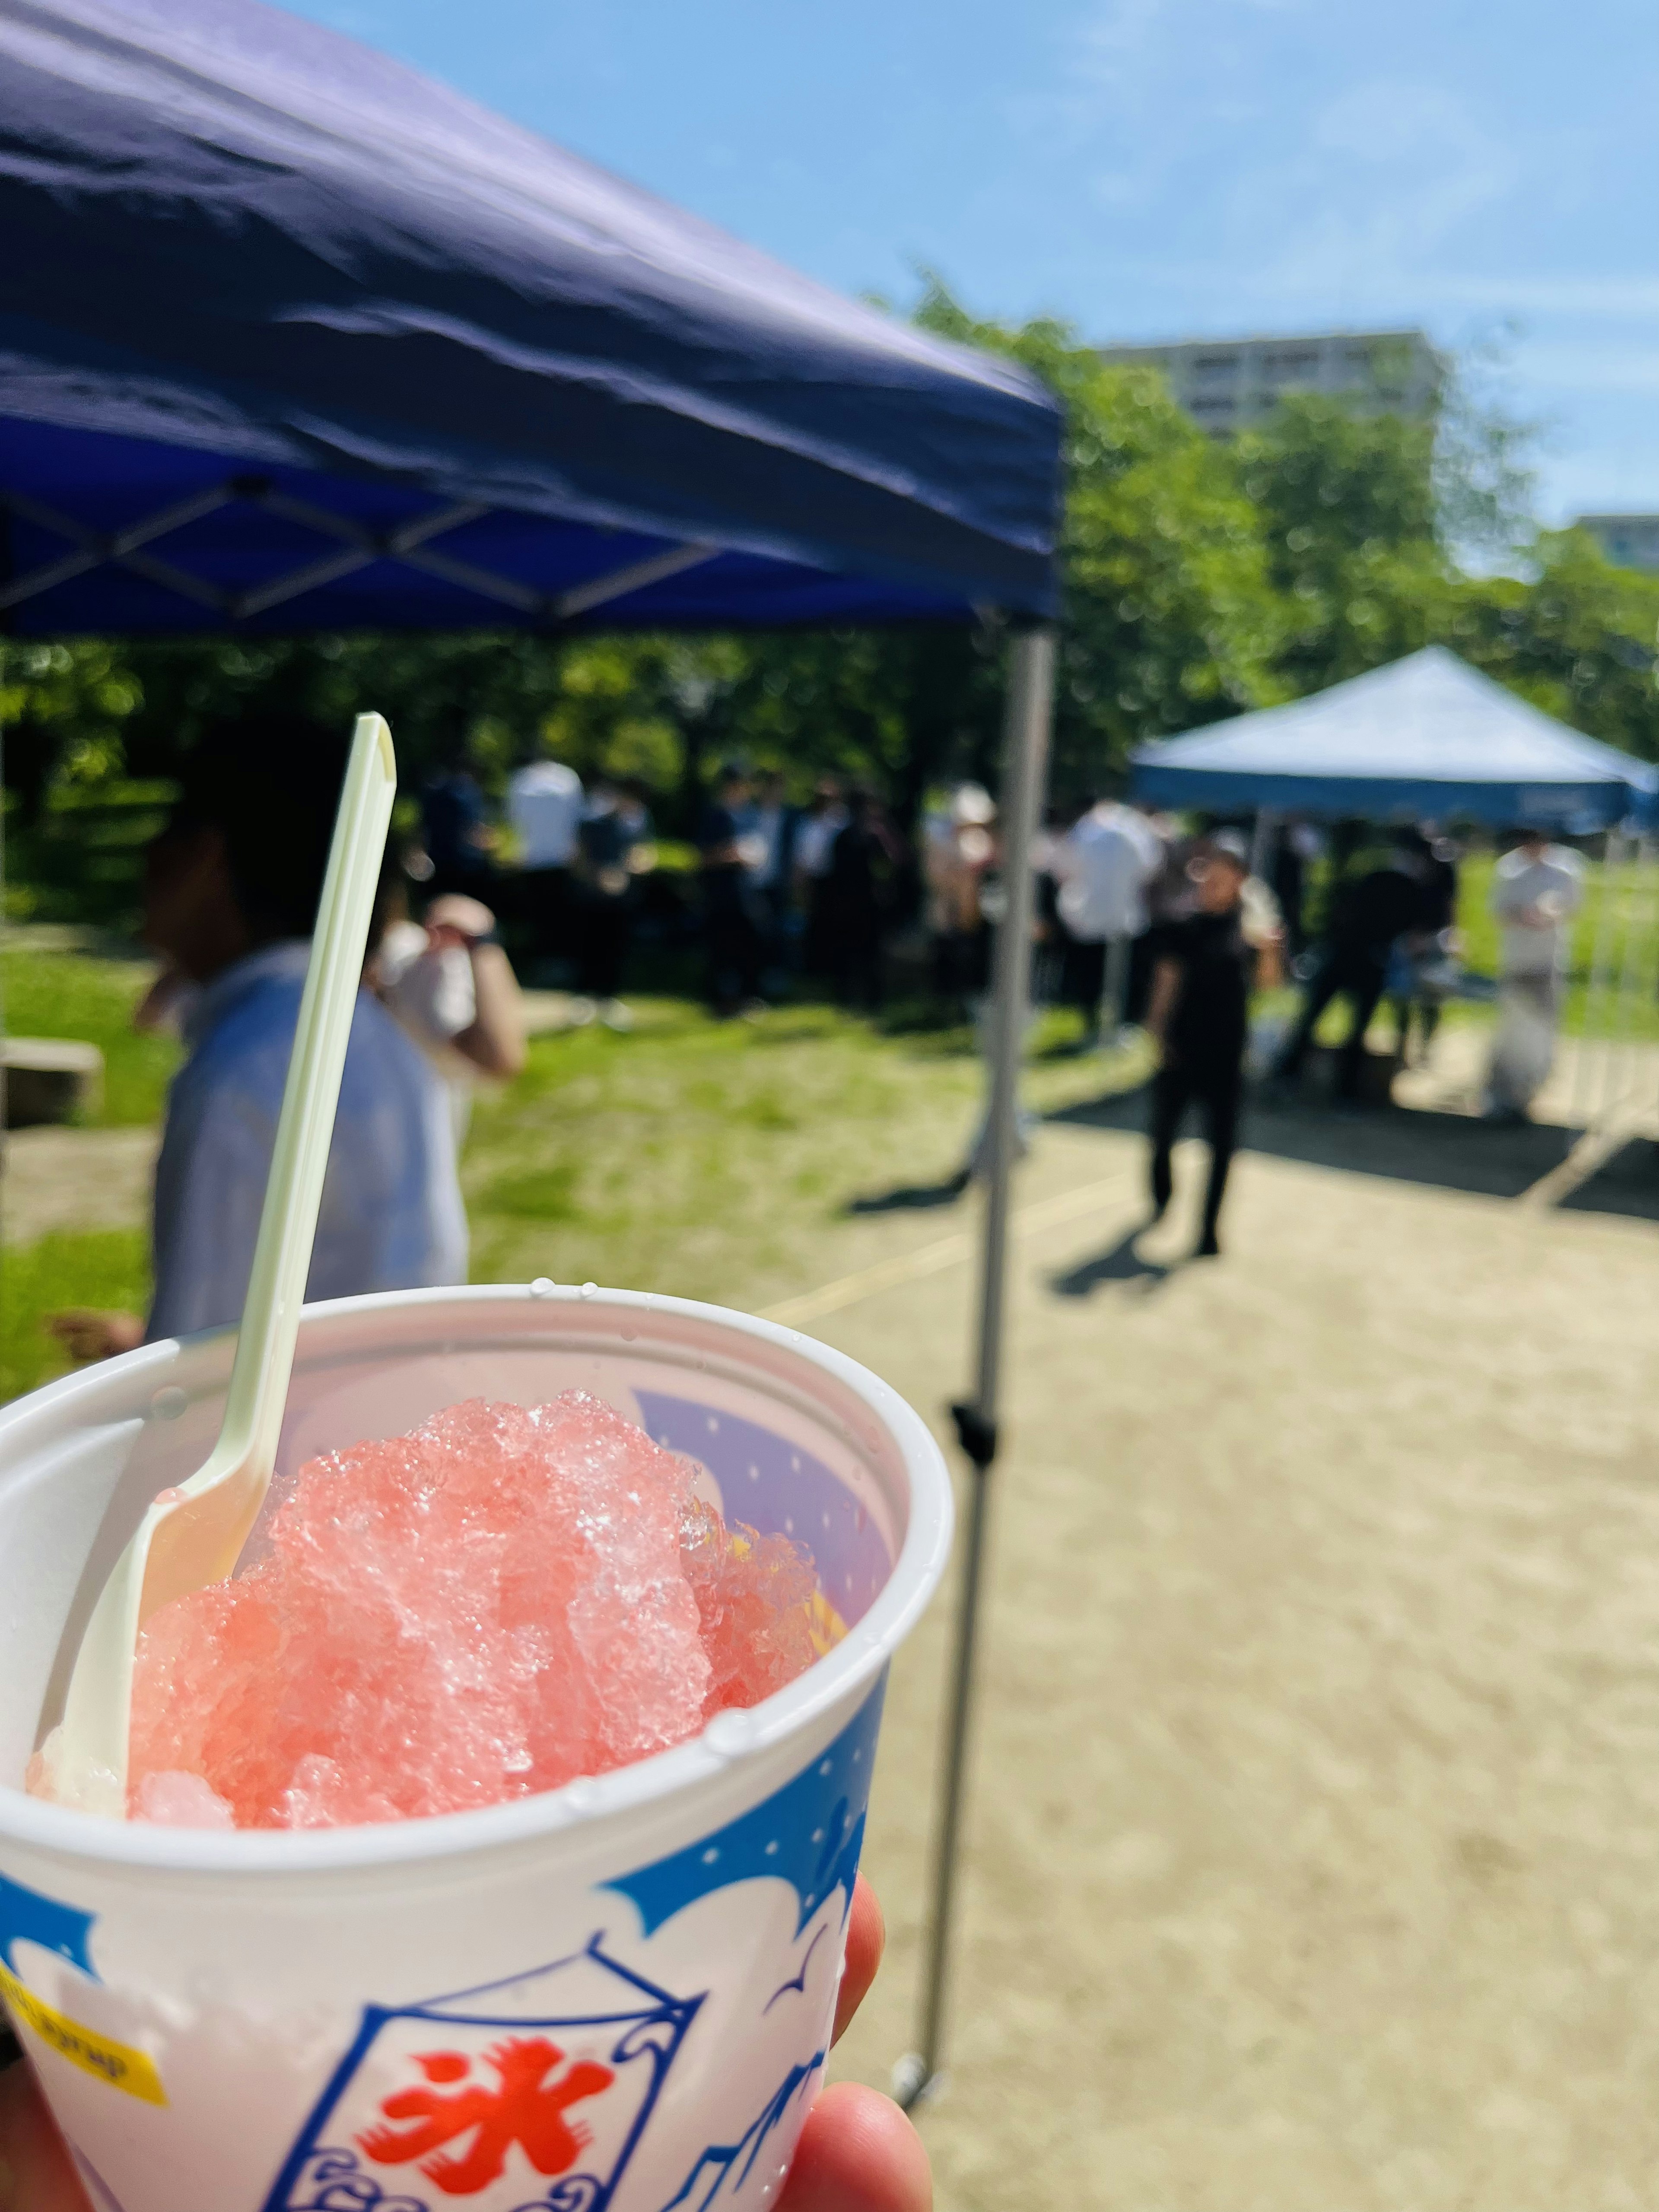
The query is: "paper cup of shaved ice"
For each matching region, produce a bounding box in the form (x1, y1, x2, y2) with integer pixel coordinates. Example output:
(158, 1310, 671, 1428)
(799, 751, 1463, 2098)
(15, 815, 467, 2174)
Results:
(0, 1284, 952, 2212)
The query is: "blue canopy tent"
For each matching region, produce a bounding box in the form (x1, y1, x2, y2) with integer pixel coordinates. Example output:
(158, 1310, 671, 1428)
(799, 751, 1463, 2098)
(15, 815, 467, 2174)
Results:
(0, 0, 1060, 634)
(1131, 647, 1656, 830)
(0, 0, 1063, 2112)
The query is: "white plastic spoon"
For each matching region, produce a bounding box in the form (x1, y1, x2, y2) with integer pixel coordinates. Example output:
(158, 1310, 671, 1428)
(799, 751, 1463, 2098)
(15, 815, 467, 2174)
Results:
(43, 713, 398, 1818)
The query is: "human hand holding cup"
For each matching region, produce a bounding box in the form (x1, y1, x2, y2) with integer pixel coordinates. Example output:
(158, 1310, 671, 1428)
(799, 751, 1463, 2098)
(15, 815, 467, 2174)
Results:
(0, 1285, 951, 2212)
(0, 1874, 931, 2211)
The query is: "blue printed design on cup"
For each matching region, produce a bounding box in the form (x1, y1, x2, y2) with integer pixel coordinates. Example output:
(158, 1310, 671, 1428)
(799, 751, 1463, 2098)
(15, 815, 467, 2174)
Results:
(655, 2047, 825, 2212)
(0, 1869, 100, 1980)
(265, 1688, 885, 2212)
(263, 1940, 699, 2212)
(604, 1682, 884, 1937)
(632, 1393, 891, 1627)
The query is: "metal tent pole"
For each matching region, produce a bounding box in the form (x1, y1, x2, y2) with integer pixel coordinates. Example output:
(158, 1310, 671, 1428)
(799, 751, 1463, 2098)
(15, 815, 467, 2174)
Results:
(894, 623, 1055, 2114)
(1571, 828, 1624, 1134)
(0, 712, 8, 1232)
(1609, 833, 1654, 1119)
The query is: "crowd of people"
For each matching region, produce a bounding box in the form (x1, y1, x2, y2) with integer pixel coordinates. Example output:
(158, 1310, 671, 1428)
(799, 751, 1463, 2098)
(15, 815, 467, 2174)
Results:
(415, 750, 918, 1022)
(47, 712, 1597, 1353)
(1030, 799, 1588, 1251)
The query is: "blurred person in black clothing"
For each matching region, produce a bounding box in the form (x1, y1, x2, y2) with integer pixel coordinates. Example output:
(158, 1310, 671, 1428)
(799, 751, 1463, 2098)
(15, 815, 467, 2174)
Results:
(748, 767, 801, 983)
(822, 788, 902, 1011)
(699, 760, 765, 1015)
(1388, 832, 1461, 1064)
(572, 773, 655, 1028)
(795, 778, 849, 981)
(419, 757, 496, 900)
(1124, 807, 1183, 1024)
(1144, 832, 1276, 1258)
(1271, 819, 1324, 964)
(1271, 832, 1433, 1101)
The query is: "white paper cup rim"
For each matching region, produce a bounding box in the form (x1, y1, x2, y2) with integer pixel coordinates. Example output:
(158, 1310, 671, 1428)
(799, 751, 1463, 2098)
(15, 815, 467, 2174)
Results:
(0, 1283, 953, 1880)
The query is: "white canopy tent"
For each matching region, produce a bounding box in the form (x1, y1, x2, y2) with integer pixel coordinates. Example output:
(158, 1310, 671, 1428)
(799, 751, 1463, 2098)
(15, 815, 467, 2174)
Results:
(1135, 646, 1659, 1155)
(1131, 647, 1656, 831)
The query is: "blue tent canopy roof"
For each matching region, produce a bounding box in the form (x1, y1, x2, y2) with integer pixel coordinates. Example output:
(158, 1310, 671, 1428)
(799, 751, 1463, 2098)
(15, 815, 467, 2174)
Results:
(0, 0, 1062, 637)
(1131, 648, 1656, 832)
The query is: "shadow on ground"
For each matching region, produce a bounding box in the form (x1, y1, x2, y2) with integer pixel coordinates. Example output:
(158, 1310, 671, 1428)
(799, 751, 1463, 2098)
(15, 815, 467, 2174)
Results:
(845, 1172, 970, 1216)
(1051, 1223, 1174, 1300)
(1048, 1082, 1659, 1222)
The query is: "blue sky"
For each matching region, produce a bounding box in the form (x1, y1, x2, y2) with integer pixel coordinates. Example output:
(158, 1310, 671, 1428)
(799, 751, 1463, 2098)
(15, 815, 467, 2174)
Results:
(292, 0, 1658, 526)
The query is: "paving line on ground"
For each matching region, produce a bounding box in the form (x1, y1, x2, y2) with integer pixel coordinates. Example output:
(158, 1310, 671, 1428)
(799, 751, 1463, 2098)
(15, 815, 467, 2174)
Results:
(761, 1165, 1140, 1327)
(1517, 1112, 1651, 1211)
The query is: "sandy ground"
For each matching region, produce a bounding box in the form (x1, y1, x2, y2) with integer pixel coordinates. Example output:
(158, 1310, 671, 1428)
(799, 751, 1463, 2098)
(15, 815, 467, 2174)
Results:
(808, 1087, 1659, 2212)
(0, 1125, 160, 1246)
(12, 1013, 1659, 2206)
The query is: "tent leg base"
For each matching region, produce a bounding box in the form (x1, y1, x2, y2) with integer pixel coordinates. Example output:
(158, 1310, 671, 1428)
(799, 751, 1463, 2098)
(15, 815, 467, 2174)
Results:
(949, 1399, 998, 1469)
(892, 2052, 950, 2113)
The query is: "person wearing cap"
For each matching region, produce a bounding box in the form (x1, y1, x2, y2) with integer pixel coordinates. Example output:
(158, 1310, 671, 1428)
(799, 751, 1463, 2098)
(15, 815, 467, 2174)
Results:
(699, 760, 766, 1016)
(50, 717, 469, 1363)
(1143, 831, 1279, 1257)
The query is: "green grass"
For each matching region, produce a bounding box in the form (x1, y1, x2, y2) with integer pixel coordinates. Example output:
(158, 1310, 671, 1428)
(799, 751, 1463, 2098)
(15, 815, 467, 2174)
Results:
(0, 1228, 151, 1402)
(463, 995, 1105, 1313)
(2, 948, 178, 1125)
(0, 988, 1107, 1405)
(6, 845, 1656, 1406)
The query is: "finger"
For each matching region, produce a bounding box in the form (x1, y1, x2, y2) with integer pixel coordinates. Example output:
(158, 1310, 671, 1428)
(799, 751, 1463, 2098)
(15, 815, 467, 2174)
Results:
(0, 2061, 92, 2212)
(833, 1876, 884, 2047)
(777, 2082, 931, 2212)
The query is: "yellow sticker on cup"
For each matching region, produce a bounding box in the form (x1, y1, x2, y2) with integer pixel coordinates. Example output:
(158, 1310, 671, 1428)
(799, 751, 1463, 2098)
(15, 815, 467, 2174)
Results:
(0, 1961, 166, 2105)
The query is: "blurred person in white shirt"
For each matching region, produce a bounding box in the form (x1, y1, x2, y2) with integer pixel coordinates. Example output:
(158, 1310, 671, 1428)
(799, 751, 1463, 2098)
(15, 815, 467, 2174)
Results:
(51, 719, 469, 1363)
(506, 750, 585, 969)
(1484, 829, 1586, 1120)
(1051, 796, 1161, 1042)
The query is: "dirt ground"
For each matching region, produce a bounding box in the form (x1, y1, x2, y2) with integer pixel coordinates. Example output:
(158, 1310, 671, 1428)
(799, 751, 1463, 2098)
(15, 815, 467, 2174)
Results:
(13, 1012, 1659, 2207)
(813, 1083, 1659, 2212)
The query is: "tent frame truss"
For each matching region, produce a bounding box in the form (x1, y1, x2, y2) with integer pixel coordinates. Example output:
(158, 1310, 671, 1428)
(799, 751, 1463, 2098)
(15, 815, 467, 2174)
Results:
(0, 481, 718, 625)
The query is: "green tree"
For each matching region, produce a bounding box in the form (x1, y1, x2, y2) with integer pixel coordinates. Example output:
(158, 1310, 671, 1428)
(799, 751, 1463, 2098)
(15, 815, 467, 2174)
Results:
(1447, 531, 1659, 759)
(912, 282, 1286, 799)
(1236, 396, 1451, 695)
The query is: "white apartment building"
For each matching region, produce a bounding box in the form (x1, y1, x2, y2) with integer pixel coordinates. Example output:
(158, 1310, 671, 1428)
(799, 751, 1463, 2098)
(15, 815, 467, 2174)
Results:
(1096, 328, 1445, 436)
(1572, 515, 1659, 573)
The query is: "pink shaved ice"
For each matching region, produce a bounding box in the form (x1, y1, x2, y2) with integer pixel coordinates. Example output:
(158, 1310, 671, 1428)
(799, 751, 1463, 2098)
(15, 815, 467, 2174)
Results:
(126, 1394, 835, 1831)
